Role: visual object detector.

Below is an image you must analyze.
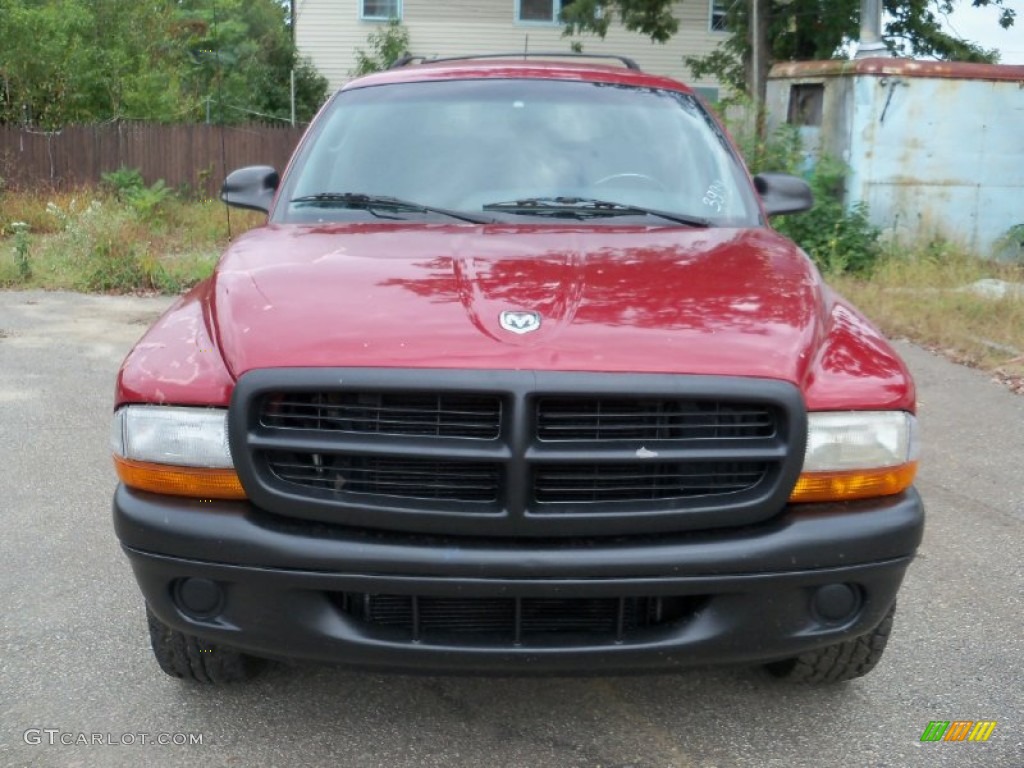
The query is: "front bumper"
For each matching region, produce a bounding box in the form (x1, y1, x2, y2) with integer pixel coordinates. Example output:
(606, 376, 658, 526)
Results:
(114, 485, 924, 674)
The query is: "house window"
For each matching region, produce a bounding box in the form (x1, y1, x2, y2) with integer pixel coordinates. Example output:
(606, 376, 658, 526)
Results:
(361, 0, 401, 21)
(710, 0, 728, 31)
(517, 0, 574, 24)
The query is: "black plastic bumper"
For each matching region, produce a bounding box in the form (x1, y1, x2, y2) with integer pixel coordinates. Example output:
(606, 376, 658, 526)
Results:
(114, 485, 924, 674)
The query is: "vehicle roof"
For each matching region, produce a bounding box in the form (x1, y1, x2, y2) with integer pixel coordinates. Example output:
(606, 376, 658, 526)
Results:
(340, 58, 697, 94)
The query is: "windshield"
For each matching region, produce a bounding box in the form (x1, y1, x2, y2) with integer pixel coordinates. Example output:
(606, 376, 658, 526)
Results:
(275, 78, 760, 226)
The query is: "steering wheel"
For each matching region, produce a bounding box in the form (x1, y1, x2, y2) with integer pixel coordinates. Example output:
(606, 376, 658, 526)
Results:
(591, 172, 669, 192)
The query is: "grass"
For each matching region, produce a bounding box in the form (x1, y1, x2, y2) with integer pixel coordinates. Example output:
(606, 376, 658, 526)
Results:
(0, 186, 264, 294)
(832, 243, 1024, 390)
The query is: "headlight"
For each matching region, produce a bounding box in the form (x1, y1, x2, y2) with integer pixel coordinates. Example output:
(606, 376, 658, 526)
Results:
(111, 406, 245, 499)
(790, 411, 919, 503)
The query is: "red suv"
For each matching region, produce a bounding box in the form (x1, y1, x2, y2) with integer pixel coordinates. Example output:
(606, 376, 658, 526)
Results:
(112, 54, 922, 684)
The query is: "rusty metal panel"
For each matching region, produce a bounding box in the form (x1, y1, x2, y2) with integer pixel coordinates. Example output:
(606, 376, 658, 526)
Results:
(846, 73, 1024, 254)
(770, 57, 1024, 84)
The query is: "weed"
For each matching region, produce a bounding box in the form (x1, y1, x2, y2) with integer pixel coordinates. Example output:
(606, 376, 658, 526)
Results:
(127, 179, 173, 223)
(993, 223, 1024, 264)
(833, 248, 1024, 376)
(723, 103, 882, 276)
(0, 185, 263, 294)
(101, 167, 145, 200)
(10, 222, 31, 280)
(774, 157, 881, 276)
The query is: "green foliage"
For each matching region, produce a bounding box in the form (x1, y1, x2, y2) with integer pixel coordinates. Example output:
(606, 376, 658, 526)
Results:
(686, 0, 1014, 95)
(723, 111, 881, 275)
(352, 19, 411, 76)
(773, 157, 882, 275)
(10, 222, 31, 280)
(101, 167, 146, 199)
(0, 0, 329, 127)
(100, 168, 172, 221)
(0, 186, 262, 293)
(721, 98, 802, 175)
(560, 0, 679, 43)
(81, 236, 149, 293)
(127, 179, 173, 223)
(993, 223, 1024, 263)
(177, 0, 329, 124)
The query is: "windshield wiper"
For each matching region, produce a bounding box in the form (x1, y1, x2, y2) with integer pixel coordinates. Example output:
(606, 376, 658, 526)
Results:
(290, 192, 492, 224)
(481, 197, 710, 227)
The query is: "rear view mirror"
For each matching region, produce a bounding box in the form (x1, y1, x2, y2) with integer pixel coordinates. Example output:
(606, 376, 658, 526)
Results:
(753, 173, 814, 216)
(221, 166, 279, 213)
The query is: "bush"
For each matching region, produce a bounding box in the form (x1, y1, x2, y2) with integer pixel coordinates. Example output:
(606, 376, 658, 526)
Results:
(352, 19, 410, 76)
(722, 105, 882, 276)
(101, 167, 145, 199)
(100, 167, 173, 222)
(773, 156, 882, 276)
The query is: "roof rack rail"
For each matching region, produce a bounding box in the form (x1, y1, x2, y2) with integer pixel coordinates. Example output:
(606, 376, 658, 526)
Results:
(388, 52, 642, 71)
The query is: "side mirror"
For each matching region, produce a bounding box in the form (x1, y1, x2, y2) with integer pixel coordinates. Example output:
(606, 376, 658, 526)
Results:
(753, 172, 814, 216)
(221, 166, 279, 213)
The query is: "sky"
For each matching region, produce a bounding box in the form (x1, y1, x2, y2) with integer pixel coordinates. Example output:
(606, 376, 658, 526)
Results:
(940, 0, 1024, 63)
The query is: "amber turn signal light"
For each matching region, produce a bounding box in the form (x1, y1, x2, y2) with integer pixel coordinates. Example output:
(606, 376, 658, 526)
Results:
(789, 461, 918, 503)
(113, 456, 247, 500)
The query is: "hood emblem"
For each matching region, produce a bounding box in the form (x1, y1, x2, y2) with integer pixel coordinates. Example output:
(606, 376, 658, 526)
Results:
(499, 310, 542, 335)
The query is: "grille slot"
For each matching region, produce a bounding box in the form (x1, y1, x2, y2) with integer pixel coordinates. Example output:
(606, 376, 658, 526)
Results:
(261, 392, 501, 439)
(533, 461, 768, 504)
(337, 593, 704, 644)
(266, 453, 500, 502)
(536, 397, 776, 441)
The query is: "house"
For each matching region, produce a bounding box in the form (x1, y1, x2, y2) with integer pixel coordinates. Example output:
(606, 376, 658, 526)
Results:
(295, 0, 730, 100)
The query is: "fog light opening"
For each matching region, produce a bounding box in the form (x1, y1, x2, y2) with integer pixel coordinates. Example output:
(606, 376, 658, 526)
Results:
(811, 583, 862, 625)
(173, 578, 225, 620)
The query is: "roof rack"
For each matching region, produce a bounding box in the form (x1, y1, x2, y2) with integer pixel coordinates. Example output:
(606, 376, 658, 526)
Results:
(388, 52, 642, 71)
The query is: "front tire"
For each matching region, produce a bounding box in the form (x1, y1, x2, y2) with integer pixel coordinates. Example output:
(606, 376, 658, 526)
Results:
(146, 605, 264, 683)
(764, 602, 896, 683)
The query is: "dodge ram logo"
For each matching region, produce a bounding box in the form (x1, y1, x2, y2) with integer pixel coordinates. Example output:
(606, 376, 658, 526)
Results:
(499, 310, 542, 334)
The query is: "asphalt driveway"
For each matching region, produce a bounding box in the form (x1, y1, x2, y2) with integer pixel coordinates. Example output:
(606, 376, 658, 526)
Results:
(0, 290, 1020, 767)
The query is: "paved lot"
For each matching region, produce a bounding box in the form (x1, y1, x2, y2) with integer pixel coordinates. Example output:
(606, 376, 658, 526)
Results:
(0, 290, 1021, 768)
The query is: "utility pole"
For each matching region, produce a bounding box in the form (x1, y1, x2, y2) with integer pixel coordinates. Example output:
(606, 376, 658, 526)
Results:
(749, 0, 769, 144)
(855, 0, 889, 58)
(751, 0, 760, 105)
(290, 69, 296, 127)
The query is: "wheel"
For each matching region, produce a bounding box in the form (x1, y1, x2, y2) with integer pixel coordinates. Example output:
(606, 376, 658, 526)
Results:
(764, 602, 896, 683)
(591, 172, 668, 191)
(146, 604, 264, 683)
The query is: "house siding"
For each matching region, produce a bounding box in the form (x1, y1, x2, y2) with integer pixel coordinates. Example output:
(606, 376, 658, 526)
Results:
(296, 0, 728, 95)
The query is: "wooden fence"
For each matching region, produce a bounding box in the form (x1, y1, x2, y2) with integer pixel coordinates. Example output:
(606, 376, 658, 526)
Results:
(0, 122, 306, 197)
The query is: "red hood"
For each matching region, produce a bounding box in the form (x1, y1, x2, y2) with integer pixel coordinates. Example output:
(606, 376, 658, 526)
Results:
(210, 223, 826, 385)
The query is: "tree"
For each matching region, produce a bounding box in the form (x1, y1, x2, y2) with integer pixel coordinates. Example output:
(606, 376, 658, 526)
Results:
(557, 0, 1016, 101)
(0, 0, 192, 127)
(0, 0, 328, 127)
(688, 0, 1015, 100)
(176, 0, 328, 124)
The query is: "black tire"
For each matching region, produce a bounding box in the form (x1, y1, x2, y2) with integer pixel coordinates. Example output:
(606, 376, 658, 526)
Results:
(764, 602, 896, 683)
(146, 605, 264, 683)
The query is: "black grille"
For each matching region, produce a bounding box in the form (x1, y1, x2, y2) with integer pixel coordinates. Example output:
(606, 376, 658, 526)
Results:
(260, 392, 501, 439)
(266, 453, 500, 502)
(533, 461, 768, 504)
(536, 397, 776, 441)
(233, 369, 805, 536)
(336, 593, 704, 644)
